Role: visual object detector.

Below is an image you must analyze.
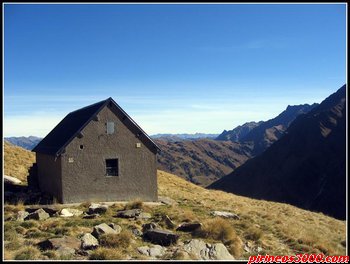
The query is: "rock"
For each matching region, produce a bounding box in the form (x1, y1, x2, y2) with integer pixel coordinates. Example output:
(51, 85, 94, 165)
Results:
(25, 208, 50, 220)
(4, 175, 22, 185)
(158, 196, 178, 206)
(244, 245, 251, 252)
(88, 203, 109, 215)
(91, 223, 121, 238)
(340, 240, 346, 247)
(108, 223, 122, 233)
(81, 233, 99, 250)
(16, 210, 29, 221)
(60, 208, 83, 217)
(183, 239, 234, 260)
(209, 243, 235, 260)
(115, 209, 142, 218)
(57, 246, 75, 257)
(143, 228, 179, 246)
(210, 211, 240, 220)
(163, 215, 176, 229)
(132, 228, 143, 237)
(38, 236, 81, 252)
(83, 213, 100, 219)
(176, 222, 202, 232)
(142, 222, 158, 232)
(183, 239, 208, 259)
(137, 245, 166, 258)
(26, 206, 61, 217)
(136, 212, 152, 220)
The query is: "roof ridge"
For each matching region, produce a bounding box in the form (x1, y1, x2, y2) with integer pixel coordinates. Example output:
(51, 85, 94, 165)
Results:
(68, 98, 110, 115)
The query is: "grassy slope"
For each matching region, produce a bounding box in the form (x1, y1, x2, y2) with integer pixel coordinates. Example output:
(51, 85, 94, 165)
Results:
(3, 144, 347, 259)
(4, 141, 35, 183)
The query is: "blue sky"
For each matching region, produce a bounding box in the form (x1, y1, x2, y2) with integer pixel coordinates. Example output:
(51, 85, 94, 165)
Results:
(4, 3, 346, 137)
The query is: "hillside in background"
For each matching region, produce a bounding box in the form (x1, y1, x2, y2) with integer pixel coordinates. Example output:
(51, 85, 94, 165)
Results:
(151, 133, 219, 141)
(216, 121, 263, 142)
(209, 85, 346, 220)
(216, 104, 318, 156)
(5, 136, 42, 150)
(3, 143, 347, 260)
(155, 139, 253, 186)
(4, 141, 35, 183)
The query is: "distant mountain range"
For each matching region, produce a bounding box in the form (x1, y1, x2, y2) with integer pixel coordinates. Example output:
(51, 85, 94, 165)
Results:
(216, 121, 263, 142)
(5, 136, 42, 150)
(155, 138, 253, 186)
(209, 85, 346, 220)
(151, 133, 219, 141)
(216, 103, 318, 155)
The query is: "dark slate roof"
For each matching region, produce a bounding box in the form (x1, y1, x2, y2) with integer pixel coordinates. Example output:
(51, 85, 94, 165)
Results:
(33, 97, 160, 156)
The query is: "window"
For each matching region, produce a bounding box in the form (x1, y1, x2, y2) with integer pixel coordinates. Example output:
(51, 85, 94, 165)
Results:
(106, 122, 115, 134)
(106, 159, 118, 176)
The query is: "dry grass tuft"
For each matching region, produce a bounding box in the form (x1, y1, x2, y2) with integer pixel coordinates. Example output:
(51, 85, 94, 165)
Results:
(124, 199, 144, 210)
(14, 246, 42, 260)
(99, 231, 133, 249)
(89, 248, 125, 260)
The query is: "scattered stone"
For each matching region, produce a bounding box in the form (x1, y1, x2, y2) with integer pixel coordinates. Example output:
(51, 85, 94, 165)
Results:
(91, 223, 121, 238)
(163, 215, 176, 229)
(158, 196, 178, 206)
(340, 240, 346, 247)
(26, 206, 61, 217)
(132, 228, 143, 237)
(83, 213, 100, 219)
(142, 222, 158, 232)
(38, 236, 81, 252)
(244, 245, 251, 253)
(137, 245, 166, 258)
(57, 246, 75, 257)
(182, 239, 234, 260)
(108, 223, 122, 233)
(25, 208, 50, 221)
(143, 228, 179, 246)
(209, 243, 235, 260)
(81, 233, 99, 250)
(60, 208, 83, 217)
(4, 175, 22, 185)
(88, 203, 109, 215)
(210, 211, 240, 220)
(176, 222, 202, 232)
(115, 209, 142, 218)
(16, 210, 29, 221)
(136, 212, 152, 220)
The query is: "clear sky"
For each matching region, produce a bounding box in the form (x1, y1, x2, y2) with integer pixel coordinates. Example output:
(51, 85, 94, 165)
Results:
(4, 3, 346, 137)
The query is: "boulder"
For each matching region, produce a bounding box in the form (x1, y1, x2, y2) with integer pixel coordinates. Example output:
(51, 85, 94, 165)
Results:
(136, 212, 152, 220)
(16, 210, 29, 221)
(38, 236, 81, 252)
(25, 208, 50, 221)
(209, 243, 235, 260)
(132, 228, 143, 237)
(91, 223, 121, 238)
(4, 175, 22, 185)
(81, 233, 99, 250)
(143, 228, 179, 246)
(158, 196, 178, 206)
(88, 203, 109, 215)
(60, 208, 83, 217)
(26, 206, 61, 217)
(210, 211, 240, 220)
(108, 223, 122, 233)
(115, 209, 142, 218)
(142, 222, 158, 233)
(176, 222, 202, 232)
(183, 239, 234, 260)
(137, 245, 166, 258)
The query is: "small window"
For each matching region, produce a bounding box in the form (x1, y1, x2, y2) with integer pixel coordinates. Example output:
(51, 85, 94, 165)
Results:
(106, 159, 118, 176)
(106, 122, 115, 134)
(79, 145, 84, 150)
